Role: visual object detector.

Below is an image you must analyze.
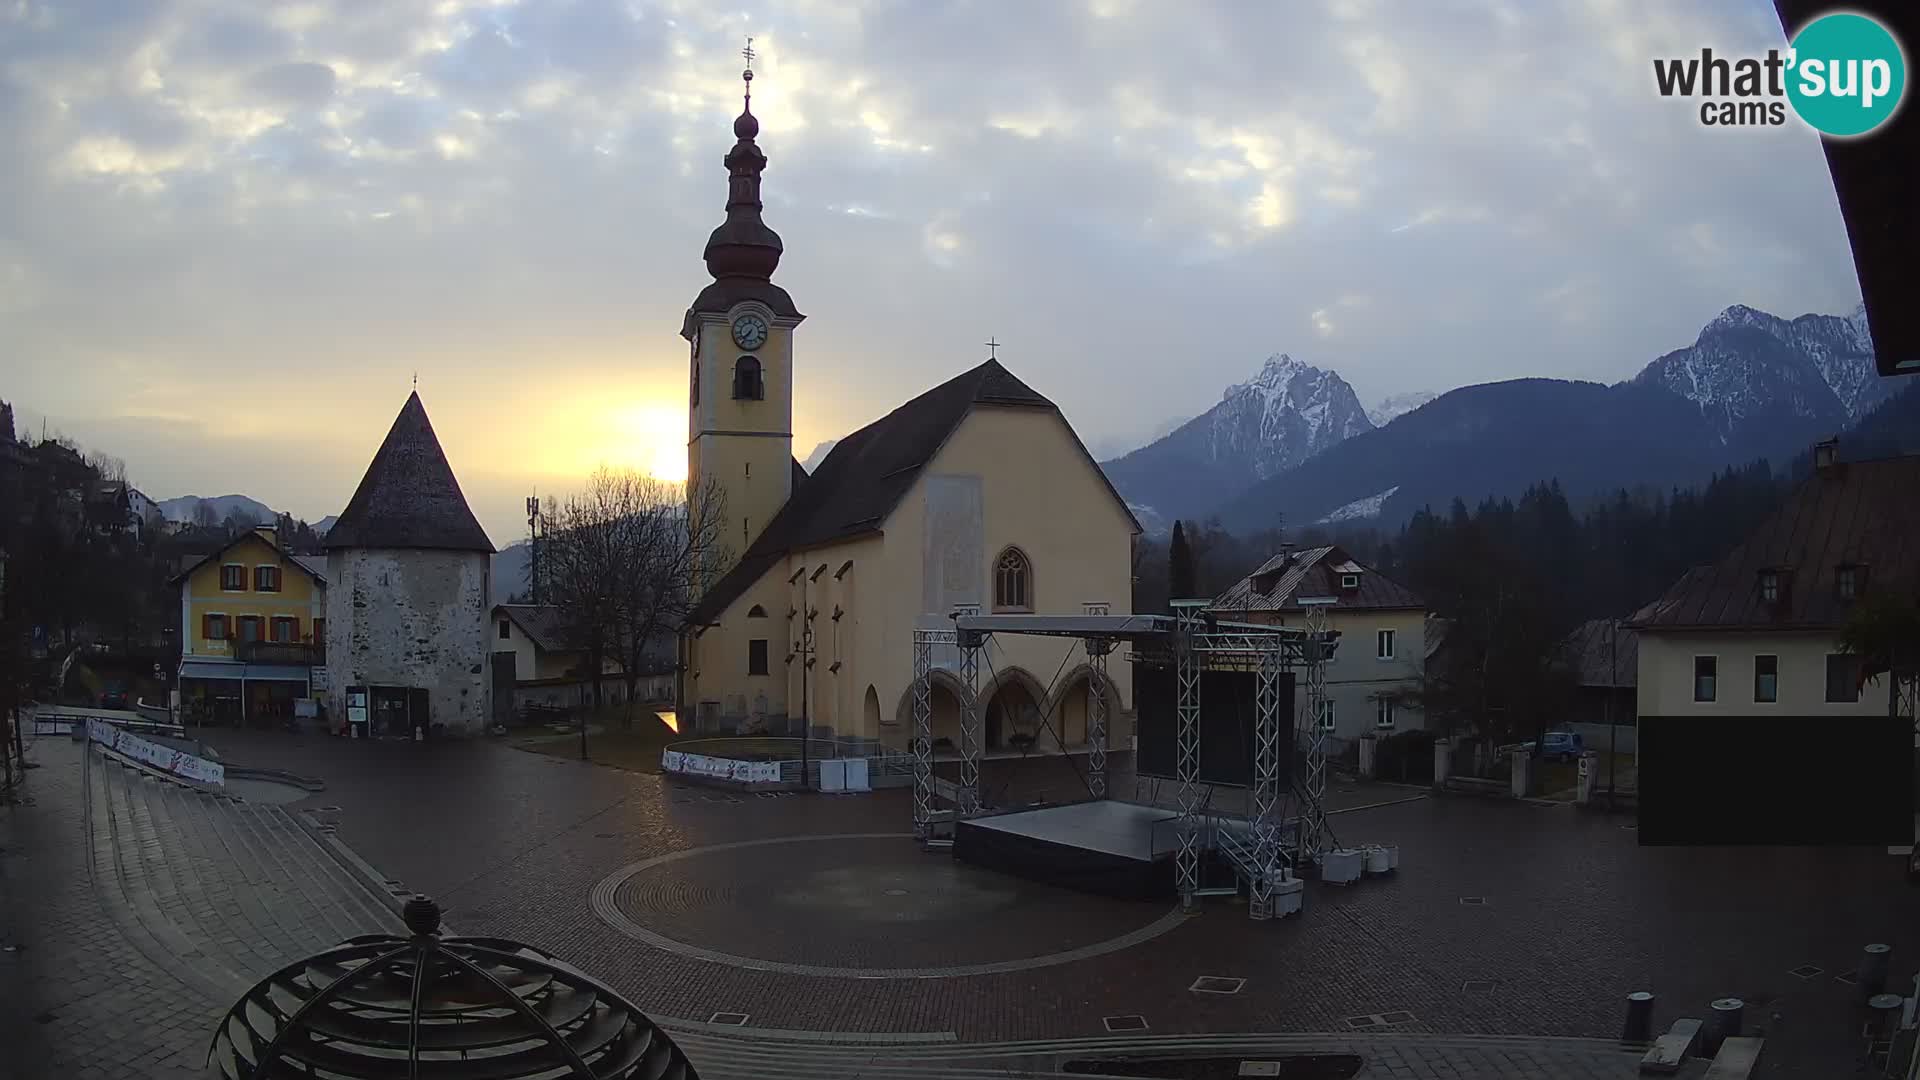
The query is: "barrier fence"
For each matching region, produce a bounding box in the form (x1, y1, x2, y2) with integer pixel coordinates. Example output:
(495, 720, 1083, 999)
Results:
(88, 718, 225, 786)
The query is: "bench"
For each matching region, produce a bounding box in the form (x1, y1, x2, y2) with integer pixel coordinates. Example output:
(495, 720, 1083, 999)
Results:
(1701, 1036, 1763, 1079)
(1640, 1018, 1701, 1074)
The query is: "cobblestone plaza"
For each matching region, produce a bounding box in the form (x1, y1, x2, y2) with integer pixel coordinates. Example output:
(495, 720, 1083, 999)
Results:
(3, 731, 1914, 1079)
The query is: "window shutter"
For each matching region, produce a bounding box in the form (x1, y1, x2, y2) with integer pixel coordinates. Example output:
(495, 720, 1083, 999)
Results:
(202, 613, 211, 640)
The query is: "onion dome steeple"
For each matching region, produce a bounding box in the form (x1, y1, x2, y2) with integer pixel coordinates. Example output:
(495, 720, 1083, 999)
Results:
(703, 38, 783, 282)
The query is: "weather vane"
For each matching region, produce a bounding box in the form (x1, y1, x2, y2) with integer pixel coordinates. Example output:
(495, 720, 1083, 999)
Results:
(985, 337, 1000, 360)
(412, 370, 418, 390)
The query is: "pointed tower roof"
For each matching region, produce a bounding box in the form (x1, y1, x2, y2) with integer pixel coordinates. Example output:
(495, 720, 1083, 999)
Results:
(324, 392, 495, 553)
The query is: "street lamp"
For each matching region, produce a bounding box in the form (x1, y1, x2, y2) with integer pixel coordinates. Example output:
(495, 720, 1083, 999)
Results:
(794, 616, 816, 788)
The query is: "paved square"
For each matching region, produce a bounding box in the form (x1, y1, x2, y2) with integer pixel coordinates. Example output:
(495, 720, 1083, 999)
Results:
(7, 728, 1915, 1079)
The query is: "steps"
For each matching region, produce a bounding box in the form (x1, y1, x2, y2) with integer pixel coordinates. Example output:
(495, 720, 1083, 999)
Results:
(84, 747, 404, 1001)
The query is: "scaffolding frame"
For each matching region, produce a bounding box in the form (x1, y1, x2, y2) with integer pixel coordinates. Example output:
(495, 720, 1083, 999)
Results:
(908, 611, 1335, 918)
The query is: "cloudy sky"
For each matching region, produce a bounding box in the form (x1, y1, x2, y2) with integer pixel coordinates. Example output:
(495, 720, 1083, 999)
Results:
(1, 0, 1866, 545)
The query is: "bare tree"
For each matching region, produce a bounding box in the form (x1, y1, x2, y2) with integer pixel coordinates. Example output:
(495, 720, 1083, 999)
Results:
(612, 474, 728, 720)
(541, 468, 730, 725)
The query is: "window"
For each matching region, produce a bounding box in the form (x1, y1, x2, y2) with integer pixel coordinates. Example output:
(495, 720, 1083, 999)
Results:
(747, 604, 768, 618)
(314, 618, 325, 644)
(1375, 698, 1396, 729)
(748, 638, 769, 676)
(994, 547, 1032, 611)
(1826, 654, 1862, 703)
(498, 619, 511, 640)
(237, 616, 262, 644)
(1083, 602, 1110, 617)
(1753, 654, 1778, 703)
(1758, 570, 1779, 604)
(1317, 699, 1337, 731)
(1693, 656, 1717, 702)
(1836, 564, 1865, 601)
(204, 613, 229, 641)
(270, 616, 298, 643)
(732, 356, 764, 400)
(221, 564, 246, 591)
(1341, 573, 1360, 589)
(254, 565, 281, 592)
(1377, 629, 1395, 660)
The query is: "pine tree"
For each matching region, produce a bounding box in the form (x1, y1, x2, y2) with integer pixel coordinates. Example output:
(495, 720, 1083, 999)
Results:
(1168, 520, 1196, 602)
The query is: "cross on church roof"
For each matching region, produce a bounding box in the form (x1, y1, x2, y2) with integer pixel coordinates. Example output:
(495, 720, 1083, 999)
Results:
(985, 337, 1000, 360)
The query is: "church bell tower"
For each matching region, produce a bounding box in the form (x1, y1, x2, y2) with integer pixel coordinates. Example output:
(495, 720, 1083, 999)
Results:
(684, 39, 803, 564)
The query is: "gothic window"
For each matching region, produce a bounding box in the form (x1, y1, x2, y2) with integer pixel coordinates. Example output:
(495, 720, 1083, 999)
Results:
(732, 356, 763, 400)
(993, 547, 1032, 612)
(747, 604, 767, 618)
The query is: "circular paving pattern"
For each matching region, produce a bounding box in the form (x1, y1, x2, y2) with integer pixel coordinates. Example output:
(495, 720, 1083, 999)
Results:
(590, 833, 1185, 979)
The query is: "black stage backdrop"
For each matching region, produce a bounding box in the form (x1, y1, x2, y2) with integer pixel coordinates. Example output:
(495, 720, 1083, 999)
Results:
(1133, 663, 1294, 788)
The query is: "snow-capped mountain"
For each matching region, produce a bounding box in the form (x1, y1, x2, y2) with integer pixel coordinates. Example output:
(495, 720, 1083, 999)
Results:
(1367, 391, 1437, 428)
(1630, 303, 1884, 444)
(1216, 302, 1880, 535)
(1101, 354, 1373, 530)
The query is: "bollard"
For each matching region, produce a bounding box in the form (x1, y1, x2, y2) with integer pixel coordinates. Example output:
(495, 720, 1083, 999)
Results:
(1621, 991, 1655, 1044)
(1867, 993, 1903, 1040)
(1860, 943, 1892, 999)
(1702, 997, 1744, 1056)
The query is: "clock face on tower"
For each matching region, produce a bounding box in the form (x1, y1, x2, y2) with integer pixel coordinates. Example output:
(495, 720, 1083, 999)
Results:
(731, 313, 769, 351)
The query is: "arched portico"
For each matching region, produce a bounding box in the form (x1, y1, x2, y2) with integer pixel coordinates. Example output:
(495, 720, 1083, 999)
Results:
(981, 666, 1049, 750)
(893, 669, 967, 751)
(1044, 663, 1127, 750)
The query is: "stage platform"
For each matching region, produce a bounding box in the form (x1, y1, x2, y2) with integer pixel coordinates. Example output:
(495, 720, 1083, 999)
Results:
(953, 800, 1185, 901)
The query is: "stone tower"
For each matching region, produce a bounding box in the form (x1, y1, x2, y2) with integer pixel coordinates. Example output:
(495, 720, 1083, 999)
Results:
(683, 47, 805, 565)
(323, 392, 495, 737)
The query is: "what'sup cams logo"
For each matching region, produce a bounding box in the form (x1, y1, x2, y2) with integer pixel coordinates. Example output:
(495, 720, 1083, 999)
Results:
(1654, 10, 1907, 137)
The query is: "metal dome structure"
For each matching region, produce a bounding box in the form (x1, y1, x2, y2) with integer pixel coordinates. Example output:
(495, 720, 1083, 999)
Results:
(208, 895, 699, 1079)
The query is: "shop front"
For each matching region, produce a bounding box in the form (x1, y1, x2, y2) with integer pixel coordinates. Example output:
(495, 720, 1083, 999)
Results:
(178, 659, 315, 729)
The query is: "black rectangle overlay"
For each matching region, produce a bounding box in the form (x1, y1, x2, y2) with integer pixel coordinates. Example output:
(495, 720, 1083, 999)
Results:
(1637, 714, 1914, 845)
(1132, 663, 1293, 788)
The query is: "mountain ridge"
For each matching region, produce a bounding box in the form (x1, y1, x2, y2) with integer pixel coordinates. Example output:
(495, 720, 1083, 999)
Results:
(1100, 353, 1373, 529)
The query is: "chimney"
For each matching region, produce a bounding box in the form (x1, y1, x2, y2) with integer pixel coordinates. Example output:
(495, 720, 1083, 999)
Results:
(1813, 437, 1839, 472)
(255, 525, 278, 549)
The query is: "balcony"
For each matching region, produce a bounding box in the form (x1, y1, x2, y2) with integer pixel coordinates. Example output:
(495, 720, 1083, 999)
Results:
(234, 641, 324, 666)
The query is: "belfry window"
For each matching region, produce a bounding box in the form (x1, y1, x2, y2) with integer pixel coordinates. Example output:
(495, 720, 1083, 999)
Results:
(733, 356, 764, 400)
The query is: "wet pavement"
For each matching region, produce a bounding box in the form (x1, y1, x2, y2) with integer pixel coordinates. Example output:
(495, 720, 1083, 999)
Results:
(5, 725, 1914, 1078)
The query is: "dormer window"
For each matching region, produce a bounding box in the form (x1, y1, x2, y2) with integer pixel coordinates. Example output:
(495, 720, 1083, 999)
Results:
(1340, 574, 1360, 590)
(1758, 570, 1780, 605)
(1836, 564, 1866, 601)
(732, 355, 764, 400)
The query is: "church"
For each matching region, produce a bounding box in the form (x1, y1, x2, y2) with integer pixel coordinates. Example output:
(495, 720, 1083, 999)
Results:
(677, 58, 1139, 754)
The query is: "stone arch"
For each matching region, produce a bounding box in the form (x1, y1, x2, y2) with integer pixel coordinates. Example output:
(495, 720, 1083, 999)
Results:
(893, 669, 967, 751)
(863, 684, 881, 737)
(981, 665, 1048, 750)
(1044, 664, 1128, 750)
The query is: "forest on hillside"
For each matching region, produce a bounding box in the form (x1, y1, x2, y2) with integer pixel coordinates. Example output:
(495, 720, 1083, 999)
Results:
(1131, 379, 1920, 743)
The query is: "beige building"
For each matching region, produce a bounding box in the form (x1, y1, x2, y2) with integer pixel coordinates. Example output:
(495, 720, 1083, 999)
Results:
(1208, 546, 1430, 746)
(677, 73, 1138, 750)
(1628, 444, 1911, 721)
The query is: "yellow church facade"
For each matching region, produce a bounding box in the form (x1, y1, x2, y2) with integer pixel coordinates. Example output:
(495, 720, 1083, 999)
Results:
(677, 61, 1137, 752)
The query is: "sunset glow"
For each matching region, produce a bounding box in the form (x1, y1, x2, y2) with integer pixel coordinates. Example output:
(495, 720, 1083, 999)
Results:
(528, 395, 688, 487)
